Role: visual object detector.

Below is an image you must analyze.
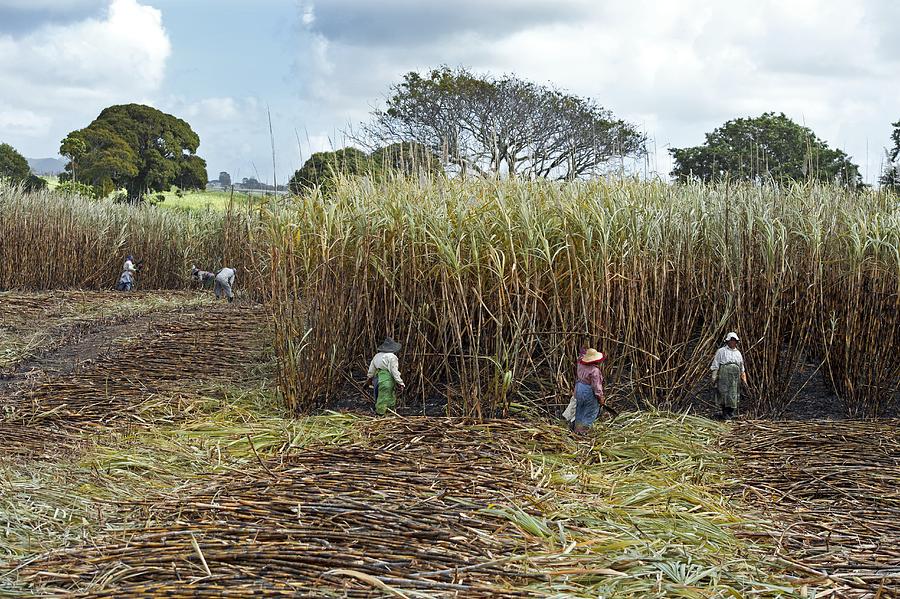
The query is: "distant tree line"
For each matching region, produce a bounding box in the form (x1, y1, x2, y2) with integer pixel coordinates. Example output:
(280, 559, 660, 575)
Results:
(315, 66, 897, 192)
(5, 67, 897, 201)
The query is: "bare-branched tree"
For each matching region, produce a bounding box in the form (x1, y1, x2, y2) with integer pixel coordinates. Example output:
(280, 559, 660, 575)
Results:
(359, 67, 646, 179)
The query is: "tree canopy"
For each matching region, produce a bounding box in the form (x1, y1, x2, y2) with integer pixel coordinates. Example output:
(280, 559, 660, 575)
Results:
(362, 67, 645, 179)
(288, 147, 373, 194)
(880, 119, 900, 191)
(670, 112, 862, 187)
(60, 104, 207, 202)
(0, 142, 46, 192)
(177, 155, 209, 191)
(0, 142, 30, 181)
(288, 143, 445, 195)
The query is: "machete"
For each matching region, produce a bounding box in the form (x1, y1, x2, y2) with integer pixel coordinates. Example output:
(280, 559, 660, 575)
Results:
(600, 402, 619, 418)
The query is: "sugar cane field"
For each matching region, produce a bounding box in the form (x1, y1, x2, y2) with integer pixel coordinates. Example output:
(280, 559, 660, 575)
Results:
(0, 179, 898, 598)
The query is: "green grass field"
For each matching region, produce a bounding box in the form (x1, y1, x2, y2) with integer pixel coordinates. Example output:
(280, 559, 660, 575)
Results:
(36, 176, 270, 213)
(151, 189, 268, 213)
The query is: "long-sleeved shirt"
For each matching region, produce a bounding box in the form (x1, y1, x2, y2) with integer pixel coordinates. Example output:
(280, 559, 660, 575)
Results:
(367, 352, 404, 386)
(711, 347, 745, 373)
(123, 259, 136, 273)
(216, 267, 235, 284)
(575, 362, 604, 398)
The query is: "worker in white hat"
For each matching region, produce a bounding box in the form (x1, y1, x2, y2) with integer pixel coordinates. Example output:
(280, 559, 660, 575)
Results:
(710, 332, 747, 419)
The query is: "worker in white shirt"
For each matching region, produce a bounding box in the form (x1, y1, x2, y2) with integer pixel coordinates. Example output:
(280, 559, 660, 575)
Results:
(366, 337, 405, 415)
(711, 332, 748, 419)
(214, 267, 236, 302)
(116, 255, 138, 291)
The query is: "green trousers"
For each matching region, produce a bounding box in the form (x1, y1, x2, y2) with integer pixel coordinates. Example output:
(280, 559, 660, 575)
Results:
(717, 363, 741, 409)
(374, 369, 397, 415)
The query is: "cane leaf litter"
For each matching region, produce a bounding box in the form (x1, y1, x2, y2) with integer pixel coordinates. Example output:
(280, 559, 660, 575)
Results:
(1, 178, 898, 597)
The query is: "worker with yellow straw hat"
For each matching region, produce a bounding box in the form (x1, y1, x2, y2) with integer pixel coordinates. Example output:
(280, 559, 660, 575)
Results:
(572, 348, 607, 435)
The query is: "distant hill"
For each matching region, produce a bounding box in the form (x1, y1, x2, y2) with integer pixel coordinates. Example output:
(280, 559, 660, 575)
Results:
(28, 157, 67, 176)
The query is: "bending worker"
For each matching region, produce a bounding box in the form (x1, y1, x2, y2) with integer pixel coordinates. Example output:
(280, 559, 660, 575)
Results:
(214, 266, 236, 302)
(366, 337, 405, 415)
(711, 332, 747, 419)
(191, 265, 216, 288)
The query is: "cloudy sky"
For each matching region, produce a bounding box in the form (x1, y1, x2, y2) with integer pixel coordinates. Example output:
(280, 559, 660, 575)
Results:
(1, 0, 898, 184)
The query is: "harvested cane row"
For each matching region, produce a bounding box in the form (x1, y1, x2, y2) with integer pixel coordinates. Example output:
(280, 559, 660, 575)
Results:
(0, 291, 201, 330)
(726, 420, 900, 598)
(0, 291, 212, 375)
(0, 291, 115, 374)
(0, 304, 268, 458)
(19, 420, 548, 597)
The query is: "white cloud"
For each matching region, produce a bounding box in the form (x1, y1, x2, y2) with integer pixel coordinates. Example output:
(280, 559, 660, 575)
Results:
(181, 97, 243, 122)
(0, 0, 169, 155)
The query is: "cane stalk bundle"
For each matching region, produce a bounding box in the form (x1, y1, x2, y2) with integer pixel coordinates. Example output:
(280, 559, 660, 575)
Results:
(0, 182, 266, 296)
(269, 177, 898, 417)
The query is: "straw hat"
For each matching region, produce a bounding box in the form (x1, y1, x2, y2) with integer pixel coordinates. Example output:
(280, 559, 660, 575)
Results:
(579, 348, 607, 364)
(724, 332, 740, 342)
(377, 337, 402, 353)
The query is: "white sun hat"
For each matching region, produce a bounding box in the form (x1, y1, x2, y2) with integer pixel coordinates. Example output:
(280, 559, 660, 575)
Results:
(724, 332, 740, 342)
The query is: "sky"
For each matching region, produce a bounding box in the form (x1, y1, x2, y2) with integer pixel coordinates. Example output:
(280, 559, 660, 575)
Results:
(1, 0, 898, 185)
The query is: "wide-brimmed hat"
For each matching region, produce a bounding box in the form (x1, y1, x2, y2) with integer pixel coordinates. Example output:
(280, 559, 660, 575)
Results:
(377, 337, 402, 353)
(579, 348, 607, 364)
(724, 332, 740, 342)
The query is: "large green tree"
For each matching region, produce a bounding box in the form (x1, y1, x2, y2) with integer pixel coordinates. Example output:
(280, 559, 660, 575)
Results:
(60, 104, 207, 202)
(879, 119, 900, 191)
(670, 112, 862, 187)
(0, 142, 46, 192)
(288, 147, 373, 194)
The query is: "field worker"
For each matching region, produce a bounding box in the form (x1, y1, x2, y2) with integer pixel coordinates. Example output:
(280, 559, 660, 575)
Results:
(116, 255, 137, 291)
(562, 345, 588, 425)
(191, 265, 216, 288)
(572, 348, 606, 435)
(366, 337, 405, 415)
(214, 266, 236, 302)
(711, 332, 747, 419)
